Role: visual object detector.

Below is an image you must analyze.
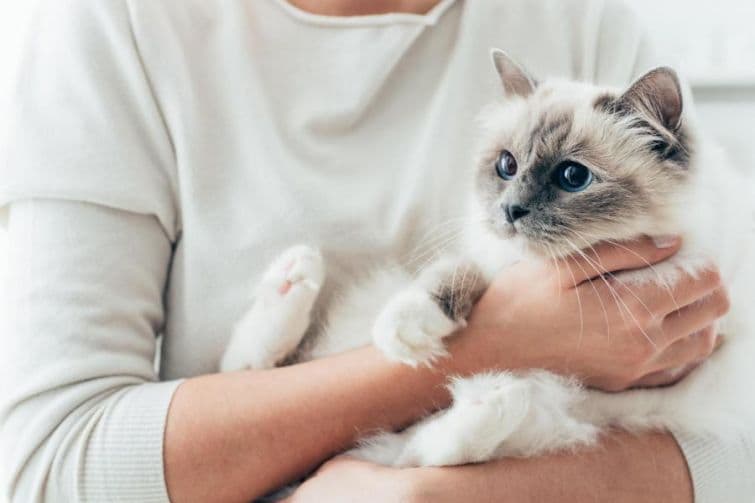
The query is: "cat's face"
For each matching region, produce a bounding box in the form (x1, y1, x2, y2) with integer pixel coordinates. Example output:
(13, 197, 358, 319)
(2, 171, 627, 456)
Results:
(475, 51, 694, 258)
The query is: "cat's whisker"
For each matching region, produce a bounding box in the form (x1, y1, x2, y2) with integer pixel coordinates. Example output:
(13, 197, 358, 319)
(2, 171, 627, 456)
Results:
(405, 222, 461, 257)
(406, 235, 456, 270)
(567, 230, 662, 327)
(565, 230, 634, 336)
(574, 230, 682, 314)
(600, 237, 682, 314)
(563, 235, 657, 349)
(543, 242, 563, 306)
(406, 216, 487, 269)
(561, 235, 629, 319)
(406, 226, 465, 270)
(557, 242, 585, 347)
(561, 237, 611, 343)
(406, 217, 467, 258)
(413, 238, 462, 276)
(458, 262, 470, 314)
(450, 262, 461, 316)
(410, 230, 464, 274)
(565, 229, 650, 321)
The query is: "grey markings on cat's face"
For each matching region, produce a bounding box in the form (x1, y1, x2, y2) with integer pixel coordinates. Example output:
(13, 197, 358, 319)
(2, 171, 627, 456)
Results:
(477, 54, 694, 257)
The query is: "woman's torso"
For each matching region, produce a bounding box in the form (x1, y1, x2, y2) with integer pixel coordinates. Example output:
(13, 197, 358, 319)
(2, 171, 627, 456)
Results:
(128, 0, 632, 378)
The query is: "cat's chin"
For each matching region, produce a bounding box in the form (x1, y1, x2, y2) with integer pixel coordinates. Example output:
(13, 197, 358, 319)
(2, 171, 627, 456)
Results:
(515, 236, 585, 261)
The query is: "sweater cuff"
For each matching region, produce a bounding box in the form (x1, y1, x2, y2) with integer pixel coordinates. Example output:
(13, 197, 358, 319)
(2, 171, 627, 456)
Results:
(80, 380, 183, 503)
(671, 428, 755, 503)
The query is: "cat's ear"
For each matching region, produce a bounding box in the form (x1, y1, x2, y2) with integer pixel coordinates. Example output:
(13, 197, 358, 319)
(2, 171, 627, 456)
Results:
(618, 67, 683, 131)
(490, 49, 537, 98)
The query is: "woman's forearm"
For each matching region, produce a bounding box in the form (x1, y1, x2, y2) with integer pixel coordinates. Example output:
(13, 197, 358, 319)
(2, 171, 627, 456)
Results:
(412, 430, 693, 502)
(164, 319, 548, 503)
(165, 346, 454, 503)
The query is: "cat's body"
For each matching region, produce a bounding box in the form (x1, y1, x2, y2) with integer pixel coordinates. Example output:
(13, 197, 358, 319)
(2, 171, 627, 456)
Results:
(221, 51, 755, 468)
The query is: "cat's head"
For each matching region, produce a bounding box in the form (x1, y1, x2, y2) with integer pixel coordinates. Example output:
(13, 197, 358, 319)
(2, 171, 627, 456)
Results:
(474, 49, 695, 258)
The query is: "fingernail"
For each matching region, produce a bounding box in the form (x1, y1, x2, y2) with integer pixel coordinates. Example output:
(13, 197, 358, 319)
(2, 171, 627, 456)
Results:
(652, 235, 679, 249)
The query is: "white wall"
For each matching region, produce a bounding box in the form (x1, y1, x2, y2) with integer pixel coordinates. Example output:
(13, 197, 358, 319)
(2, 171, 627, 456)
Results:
(631, 0, 755, 86)
(628, 0, 755, 181)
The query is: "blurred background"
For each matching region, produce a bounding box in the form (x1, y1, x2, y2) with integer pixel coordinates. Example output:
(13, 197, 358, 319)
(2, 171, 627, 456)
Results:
(633, 0, 755, 175)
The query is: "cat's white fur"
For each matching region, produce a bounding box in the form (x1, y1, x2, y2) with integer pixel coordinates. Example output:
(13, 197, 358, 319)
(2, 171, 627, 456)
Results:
(221, 54, 755, 468)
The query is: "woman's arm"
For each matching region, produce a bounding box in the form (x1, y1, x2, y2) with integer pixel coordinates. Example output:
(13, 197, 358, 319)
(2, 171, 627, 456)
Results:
(164, 347, 456, 502)
(288, 431, 694, 503)
(415, 431, 694, 502)
(0, 200, 178, 503)
(302, 429, 754, 503)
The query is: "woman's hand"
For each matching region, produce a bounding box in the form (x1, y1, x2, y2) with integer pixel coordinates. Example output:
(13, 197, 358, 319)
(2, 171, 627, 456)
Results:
(282, 456, 420, 503)
(447, 237, 729, 391)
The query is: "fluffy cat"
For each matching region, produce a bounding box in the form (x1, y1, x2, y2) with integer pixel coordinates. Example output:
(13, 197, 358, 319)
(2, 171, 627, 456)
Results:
(221, 49, 755, 468)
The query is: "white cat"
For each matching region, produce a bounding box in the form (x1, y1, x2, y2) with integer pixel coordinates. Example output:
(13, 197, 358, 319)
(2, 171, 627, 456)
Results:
(221, 50, 755, 468)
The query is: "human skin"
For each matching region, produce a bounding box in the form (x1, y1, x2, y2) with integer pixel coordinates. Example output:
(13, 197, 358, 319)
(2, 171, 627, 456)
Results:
(164, 238, 728, 502)
(286, 0, 442, 16)
(286, 432, 693, 503)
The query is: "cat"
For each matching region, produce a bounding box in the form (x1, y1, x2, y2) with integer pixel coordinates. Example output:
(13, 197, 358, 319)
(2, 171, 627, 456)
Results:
(221, 49, 755, 468)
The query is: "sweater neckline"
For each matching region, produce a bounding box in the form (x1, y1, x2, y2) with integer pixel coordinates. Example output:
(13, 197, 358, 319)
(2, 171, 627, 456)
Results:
(269, 0, 458, 27)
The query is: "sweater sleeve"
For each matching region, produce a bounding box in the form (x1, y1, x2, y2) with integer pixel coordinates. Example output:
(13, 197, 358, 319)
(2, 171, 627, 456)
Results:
(0, 1, 182, 500)
(0, 200, 180, 503)
(0, 0, 178, 240)
(594, 2, 755, 501)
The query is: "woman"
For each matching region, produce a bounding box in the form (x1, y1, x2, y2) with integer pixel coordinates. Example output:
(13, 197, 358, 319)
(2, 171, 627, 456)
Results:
(1, 0, 751, 501)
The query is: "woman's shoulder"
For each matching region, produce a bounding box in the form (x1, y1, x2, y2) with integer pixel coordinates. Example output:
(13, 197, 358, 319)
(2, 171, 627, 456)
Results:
(5, 0, 181, 240)
(29, 0, 218, 43)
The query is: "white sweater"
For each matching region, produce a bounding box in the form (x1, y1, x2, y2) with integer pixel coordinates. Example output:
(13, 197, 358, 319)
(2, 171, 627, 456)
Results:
(1, 0, 753, 501)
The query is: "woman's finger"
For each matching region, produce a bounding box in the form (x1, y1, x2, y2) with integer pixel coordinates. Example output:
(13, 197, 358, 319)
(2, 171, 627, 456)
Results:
(646, 326, 720, 374)
(629, 268, 723, 317)
(631, 364, 699, 388)
(659, 288, 730, 346)
(559, 236, 681, 287)
(586, 268, 723, 337)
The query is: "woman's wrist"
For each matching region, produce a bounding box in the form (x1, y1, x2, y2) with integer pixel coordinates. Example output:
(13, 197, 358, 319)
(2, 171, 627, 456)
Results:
(438, 324, 537, 378)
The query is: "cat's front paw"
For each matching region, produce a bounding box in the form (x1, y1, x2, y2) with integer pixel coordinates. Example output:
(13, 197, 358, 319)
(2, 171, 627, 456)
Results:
(372, 288, 463, 367)
(220, 245, 325, 372)
(259, 244, 325, 298)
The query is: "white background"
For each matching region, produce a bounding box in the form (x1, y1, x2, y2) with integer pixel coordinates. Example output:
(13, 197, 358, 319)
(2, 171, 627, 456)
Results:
(0, 1, 754, 499)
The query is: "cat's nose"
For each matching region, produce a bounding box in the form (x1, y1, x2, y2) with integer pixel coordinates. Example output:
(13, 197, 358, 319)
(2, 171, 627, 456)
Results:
(503, 203, 530, 224)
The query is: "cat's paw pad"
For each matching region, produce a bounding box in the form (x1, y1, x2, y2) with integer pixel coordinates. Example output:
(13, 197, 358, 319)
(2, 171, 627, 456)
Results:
(282, 246, 325, 294)
(372, 289, 463, 367)
(259, 245, 325, 297)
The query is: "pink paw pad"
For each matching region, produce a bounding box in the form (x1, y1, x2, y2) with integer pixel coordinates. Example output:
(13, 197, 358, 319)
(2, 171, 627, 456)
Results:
(277, 259, 296, 295)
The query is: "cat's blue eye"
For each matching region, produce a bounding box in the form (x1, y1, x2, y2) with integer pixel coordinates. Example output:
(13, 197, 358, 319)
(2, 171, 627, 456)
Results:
(495, 150, 517, 180)
(556, 162, 593, 192)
